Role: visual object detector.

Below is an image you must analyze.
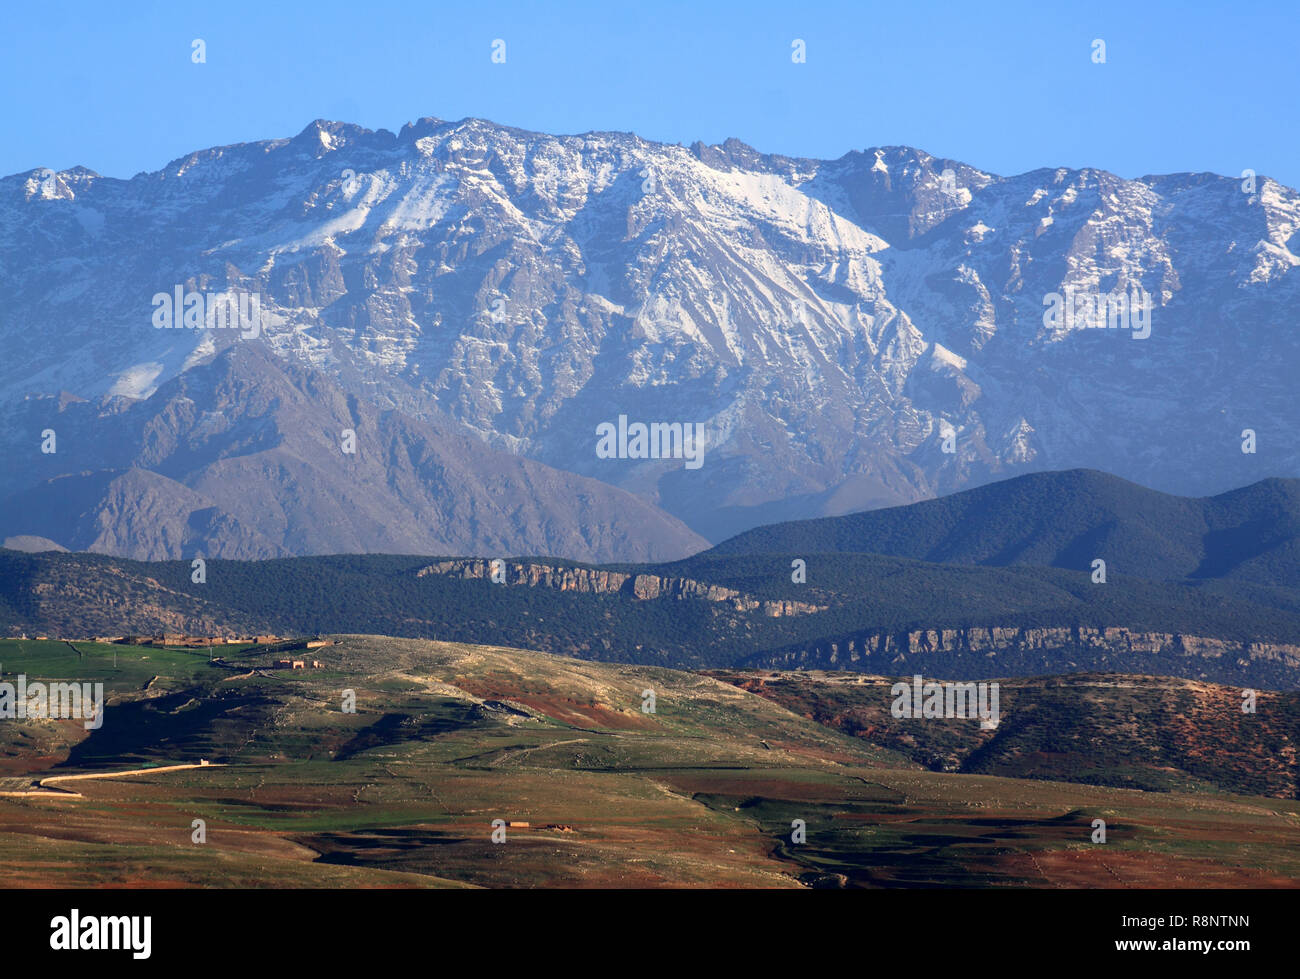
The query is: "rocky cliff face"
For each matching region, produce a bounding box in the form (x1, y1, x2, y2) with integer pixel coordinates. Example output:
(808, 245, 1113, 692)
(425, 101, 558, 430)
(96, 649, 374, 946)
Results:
(415, 558, 825, 616)
(750, 624, 1300, 676)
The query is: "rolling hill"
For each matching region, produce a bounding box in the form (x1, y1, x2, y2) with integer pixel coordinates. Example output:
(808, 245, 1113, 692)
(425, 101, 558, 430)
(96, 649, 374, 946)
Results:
(1, 635, 1297, 888)
(711, 670, 1300, 798)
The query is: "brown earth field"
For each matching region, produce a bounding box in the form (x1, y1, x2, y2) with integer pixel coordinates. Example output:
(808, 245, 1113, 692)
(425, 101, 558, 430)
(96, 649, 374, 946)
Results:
(0, 636, 1297, 888)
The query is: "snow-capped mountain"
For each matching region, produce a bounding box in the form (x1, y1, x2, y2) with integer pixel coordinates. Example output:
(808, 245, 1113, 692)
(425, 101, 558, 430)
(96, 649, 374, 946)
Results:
(2, 116, 1297, 557)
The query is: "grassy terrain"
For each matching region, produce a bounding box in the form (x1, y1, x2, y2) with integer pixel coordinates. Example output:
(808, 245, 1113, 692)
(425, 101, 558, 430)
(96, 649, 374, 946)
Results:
(0, 637, 1296, 888)
(0, 638, 249, 684)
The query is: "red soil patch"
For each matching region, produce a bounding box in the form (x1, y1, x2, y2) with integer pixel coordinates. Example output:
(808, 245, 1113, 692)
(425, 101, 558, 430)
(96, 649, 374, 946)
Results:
(453, 680, 656, 731)
(1007, 848, 1298, 888)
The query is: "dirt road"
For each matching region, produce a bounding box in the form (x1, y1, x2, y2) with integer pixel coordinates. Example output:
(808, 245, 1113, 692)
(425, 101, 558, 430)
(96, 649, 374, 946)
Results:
(0, 762, 224, 798)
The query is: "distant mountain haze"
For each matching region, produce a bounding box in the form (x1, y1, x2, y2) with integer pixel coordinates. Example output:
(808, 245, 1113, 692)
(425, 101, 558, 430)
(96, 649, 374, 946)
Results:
(706, 468, 1300, 586)
(0, 345, 706, 562)
(2, 117, 1297, 557)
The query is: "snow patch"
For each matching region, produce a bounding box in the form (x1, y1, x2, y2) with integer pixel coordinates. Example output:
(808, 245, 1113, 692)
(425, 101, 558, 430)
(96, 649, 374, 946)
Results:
(930, 342, 968, 371)
(107, 362, 165, 400)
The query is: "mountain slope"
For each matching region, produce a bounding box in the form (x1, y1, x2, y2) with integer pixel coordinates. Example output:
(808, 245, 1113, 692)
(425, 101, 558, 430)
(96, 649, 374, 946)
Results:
(0, 344, 707, 562)
(2, 118, 1298, 546)
(704, 468, 1300, 585)
(710, 670, 1300, 798)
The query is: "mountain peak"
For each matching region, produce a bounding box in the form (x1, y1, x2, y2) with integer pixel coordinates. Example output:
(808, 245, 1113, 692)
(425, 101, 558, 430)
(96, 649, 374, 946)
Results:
(397, 116, 449, 141)
(1, 117, 1297, 557)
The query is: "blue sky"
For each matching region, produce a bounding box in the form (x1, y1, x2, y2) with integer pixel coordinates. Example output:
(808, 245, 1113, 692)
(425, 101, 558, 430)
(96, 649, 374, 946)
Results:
(2, 0, 1295, 186)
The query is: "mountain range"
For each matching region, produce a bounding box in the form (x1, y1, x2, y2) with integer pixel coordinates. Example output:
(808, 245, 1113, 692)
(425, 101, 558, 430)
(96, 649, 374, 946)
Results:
(3, 116, 1299, 560)
(5, 468, 1300, 688)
